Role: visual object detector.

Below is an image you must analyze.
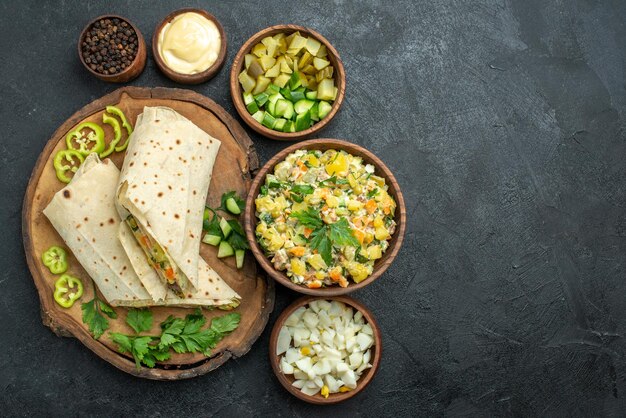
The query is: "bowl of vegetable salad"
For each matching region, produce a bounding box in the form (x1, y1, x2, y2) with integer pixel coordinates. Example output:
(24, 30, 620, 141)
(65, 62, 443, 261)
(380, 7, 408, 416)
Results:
(244, 139, 406, 295)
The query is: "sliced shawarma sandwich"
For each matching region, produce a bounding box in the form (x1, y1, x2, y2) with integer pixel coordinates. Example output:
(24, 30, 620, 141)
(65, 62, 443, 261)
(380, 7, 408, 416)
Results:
(43, 153, 240, 308)
(115, 106, 220, 298)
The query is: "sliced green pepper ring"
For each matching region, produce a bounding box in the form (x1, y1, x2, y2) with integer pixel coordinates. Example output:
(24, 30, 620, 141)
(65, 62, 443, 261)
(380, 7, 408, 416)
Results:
(53, 274, 84, 308)
(65, 122, 106, 157)
(53, 149, 85, 183)
(100, 113, 122, 158)
(105, 105, 133, 152)
(42, 246, 68, 274)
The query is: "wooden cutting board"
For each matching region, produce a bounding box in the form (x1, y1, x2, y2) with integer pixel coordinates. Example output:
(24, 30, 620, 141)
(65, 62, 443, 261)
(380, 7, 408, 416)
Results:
(22, 86, 275, 380)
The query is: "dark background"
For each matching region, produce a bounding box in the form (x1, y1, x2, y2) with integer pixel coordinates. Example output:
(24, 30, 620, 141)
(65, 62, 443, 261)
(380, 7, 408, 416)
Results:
(2, 0, 625, 416)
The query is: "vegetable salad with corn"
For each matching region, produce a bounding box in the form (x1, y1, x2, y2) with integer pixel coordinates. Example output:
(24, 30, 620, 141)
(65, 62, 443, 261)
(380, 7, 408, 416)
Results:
(255, 149, 396, 288)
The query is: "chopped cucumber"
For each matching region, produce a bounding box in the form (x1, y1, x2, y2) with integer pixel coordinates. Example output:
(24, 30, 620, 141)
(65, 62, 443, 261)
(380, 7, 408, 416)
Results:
(254, 92, 269, 107)
(274, 118, 287, 132)
(226, 197, 241, 215)
(203, 208, 211, 220)
(280, 88, 293, 101)
(202, 234, 222, 246)
(266, 84, 280, 95)
(268, 93, 284, 104)
(267, 94, 283, 115)
(219, 217, 232, 238)
(294, 99, 315, 114)
(251, 110, 264, 123)
(235, 249, 245, 269)
(310, 102, 319, 121)
(295, 111, 311, 131)
(318, 101, 332, 119)
(283, 120, 295, 133)
(267, 100, 277, 116)
(243, 92, 254, 105)
(289, 72, 302, 90)
(217, 241, 235, 258)
(262, 112, 276, 129)
(305, 91, 318, 100)
(290, 90, 306, 102)
(275, 99, 294, 119)
(246, 101, 259, 115)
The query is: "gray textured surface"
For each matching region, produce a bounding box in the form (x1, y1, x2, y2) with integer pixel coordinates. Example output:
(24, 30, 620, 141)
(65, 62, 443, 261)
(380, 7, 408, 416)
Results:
(2, 0, 626, 416)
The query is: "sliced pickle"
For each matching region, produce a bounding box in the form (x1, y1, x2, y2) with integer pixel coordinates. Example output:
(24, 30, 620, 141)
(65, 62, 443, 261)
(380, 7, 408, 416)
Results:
(317, 78, 335, 101)
(273, 73, 291, 88)
(259, 55, 276, 71)
(251, 43, 266, 57)
(305, 37, 322, 56)
(252, 76, 271, 95)
(265, 62, 281, 78)
(244, 54, 255, 69)
(247, 58, 264, 78)
(316, 44, 327, 58)
(299, 51, 313, 68)
(238, 71, 256, 93)
(313, 57, 330, 71)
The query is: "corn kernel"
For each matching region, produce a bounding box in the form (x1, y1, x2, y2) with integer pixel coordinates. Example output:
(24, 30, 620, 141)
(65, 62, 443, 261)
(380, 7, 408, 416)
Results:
(321, 385, 330, 398)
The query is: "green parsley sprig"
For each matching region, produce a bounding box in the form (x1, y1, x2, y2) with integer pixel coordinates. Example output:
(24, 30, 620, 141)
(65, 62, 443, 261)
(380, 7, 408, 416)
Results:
(109, 308, 241, 369)
(81, 294, 117, 340)
(290, 209, 360, 265)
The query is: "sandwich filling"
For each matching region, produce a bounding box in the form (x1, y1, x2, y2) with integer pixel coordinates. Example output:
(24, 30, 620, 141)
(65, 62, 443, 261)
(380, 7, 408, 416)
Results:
(125, 214, 189, 297)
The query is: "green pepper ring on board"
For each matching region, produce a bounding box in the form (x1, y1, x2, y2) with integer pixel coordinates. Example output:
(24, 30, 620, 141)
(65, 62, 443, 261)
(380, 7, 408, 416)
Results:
(65, 122, 106, 156)
(41, 246, 68, 274)
(100, 113, 122, 158)
(105, 105, 133, 152)
(53, 274, 84, 308)
(53, 149, 85, 183)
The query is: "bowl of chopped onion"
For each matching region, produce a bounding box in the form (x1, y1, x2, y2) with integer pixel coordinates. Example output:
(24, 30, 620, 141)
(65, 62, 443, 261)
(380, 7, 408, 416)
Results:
(269, 295, 382, 404)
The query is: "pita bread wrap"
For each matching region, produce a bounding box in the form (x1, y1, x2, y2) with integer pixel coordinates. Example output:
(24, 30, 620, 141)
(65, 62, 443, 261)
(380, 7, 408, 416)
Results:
(116, 106, 220, 297)
(43, 154, 240, 308)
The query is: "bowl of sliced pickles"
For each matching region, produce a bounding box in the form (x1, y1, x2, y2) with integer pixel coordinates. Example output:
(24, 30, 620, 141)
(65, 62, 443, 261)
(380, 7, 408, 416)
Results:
(230, 25, 345, 141)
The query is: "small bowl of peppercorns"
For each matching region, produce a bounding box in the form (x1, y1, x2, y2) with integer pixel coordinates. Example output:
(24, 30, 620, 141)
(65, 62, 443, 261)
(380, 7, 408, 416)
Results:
(78, 15, 147, 83)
